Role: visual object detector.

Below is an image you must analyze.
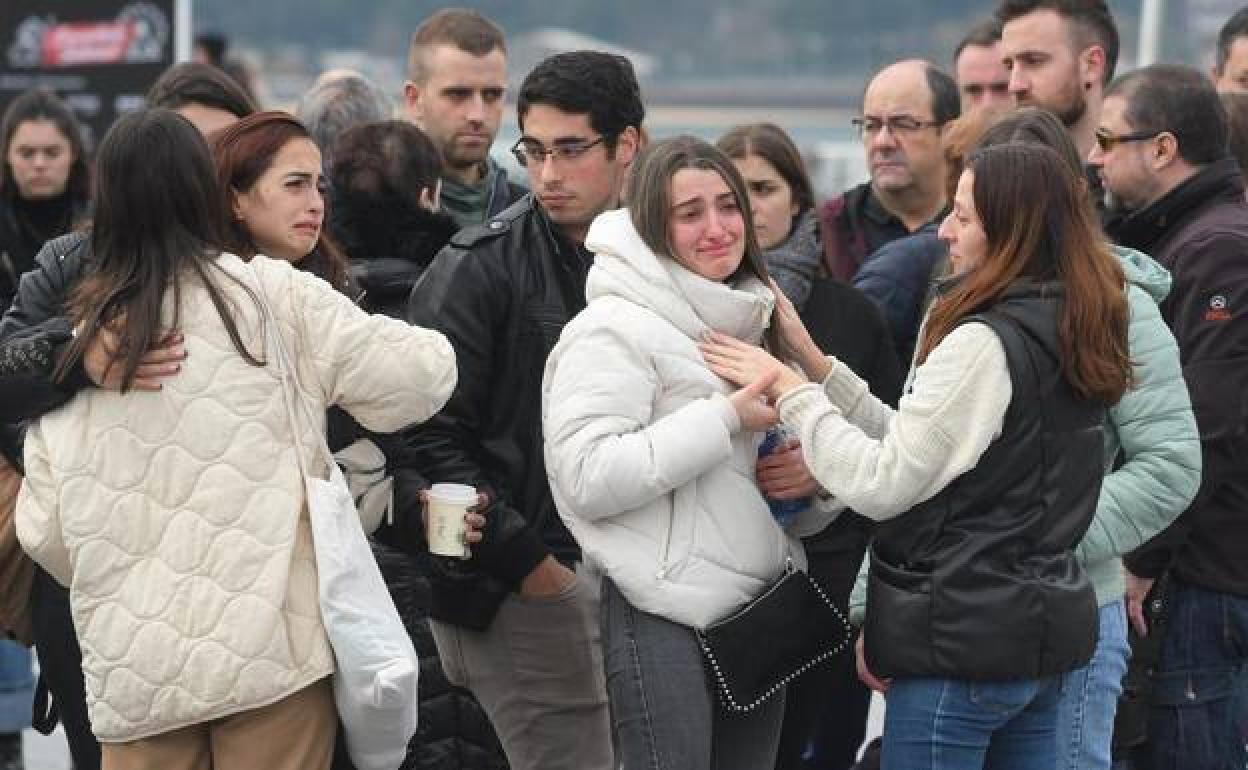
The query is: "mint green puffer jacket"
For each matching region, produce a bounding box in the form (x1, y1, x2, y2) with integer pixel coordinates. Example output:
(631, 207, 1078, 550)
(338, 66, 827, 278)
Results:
(1077, 246, 1201, 606)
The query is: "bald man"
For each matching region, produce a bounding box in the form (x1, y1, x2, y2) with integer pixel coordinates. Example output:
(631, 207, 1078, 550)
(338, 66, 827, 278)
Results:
(821, 59, 959, 282)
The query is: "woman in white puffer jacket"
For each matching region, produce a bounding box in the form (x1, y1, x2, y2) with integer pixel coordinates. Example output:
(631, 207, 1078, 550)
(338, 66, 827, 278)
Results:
(15, 108, 457, 770)
(542, 137, 835, 770)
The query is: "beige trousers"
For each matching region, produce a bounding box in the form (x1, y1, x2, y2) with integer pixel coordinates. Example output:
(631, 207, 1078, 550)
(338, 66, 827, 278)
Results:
(100, 678, 336, 770)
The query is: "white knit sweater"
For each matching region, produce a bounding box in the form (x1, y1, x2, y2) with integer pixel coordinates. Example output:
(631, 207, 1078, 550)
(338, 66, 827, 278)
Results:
(776, 322, 1013, 521)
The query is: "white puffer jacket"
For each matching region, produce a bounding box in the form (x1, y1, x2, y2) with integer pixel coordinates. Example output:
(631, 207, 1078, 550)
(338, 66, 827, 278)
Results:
(17, 253, 456, 742)
(543, 209, 808, 630)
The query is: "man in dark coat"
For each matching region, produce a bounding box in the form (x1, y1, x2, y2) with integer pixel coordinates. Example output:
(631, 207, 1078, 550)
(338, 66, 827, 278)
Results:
(1094, 64, 1248, 770)
(399, 52, 644, 770)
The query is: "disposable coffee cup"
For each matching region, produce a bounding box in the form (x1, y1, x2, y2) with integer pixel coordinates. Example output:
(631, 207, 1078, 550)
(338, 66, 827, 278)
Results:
(427, 483, 476, 558)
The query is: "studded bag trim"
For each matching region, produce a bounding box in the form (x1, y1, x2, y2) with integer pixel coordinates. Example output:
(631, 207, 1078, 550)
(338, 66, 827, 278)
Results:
(695, 559, 854, 713)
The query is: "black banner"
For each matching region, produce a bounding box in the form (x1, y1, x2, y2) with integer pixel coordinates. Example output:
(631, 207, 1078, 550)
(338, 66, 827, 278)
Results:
(0, 0, 185, 149)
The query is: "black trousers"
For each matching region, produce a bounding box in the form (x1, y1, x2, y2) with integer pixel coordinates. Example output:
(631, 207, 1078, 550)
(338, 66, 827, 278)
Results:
(31, 566, 100, 770)
(775, 516, 874, 770)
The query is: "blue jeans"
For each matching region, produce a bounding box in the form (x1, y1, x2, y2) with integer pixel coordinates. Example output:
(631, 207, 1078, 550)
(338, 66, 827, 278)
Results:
(1055, 599, 1131, 770)
(600, 578, 784, 770)
(0, 639, 33, 733)
(882, 674, 1066, 770)
(1144, 578, 1248, 770)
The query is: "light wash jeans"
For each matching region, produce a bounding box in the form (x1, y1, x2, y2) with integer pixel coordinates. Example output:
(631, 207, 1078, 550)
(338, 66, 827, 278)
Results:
(1055, 599, 1131, 770)
(882, 674, 1067, 770)
(600, 577, 785, 770)
(0, 639, 32, 734)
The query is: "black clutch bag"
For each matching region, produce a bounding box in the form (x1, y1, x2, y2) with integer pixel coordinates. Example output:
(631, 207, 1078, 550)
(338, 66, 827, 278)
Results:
(696, 561, 853, 712)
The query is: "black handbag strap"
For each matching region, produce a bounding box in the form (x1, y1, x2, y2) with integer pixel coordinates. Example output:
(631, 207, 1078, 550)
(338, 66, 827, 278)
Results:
(30, 671, 59, 735)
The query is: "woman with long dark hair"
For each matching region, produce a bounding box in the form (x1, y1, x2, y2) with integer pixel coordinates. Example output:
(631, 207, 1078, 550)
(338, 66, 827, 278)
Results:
(15, 107, 457, 770)
(702, 143, 1132, 769)
(0, 89, 90, 309)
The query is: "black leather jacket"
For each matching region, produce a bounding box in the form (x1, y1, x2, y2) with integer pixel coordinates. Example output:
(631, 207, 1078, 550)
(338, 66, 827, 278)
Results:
(403, 195, 592, 631)
(0, 232, 92, 425)
(864, 281, 1104, 681)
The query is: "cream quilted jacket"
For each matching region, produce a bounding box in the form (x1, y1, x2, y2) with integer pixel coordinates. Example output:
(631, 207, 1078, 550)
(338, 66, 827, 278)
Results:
(16, 253, 456, 742)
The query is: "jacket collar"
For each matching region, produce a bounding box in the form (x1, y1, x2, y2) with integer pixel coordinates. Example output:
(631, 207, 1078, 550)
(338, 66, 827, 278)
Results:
(584, 209, 774, 343)
(1107, 158, 1245, 252)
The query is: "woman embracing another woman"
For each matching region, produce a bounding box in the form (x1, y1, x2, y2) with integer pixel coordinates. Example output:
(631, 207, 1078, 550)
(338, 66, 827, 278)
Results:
(15, 108, 457, 770)
(701, 142, 1132, 770)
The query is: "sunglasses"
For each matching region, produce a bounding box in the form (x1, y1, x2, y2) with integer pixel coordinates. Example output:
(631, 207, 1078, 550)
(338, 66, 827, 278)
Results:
(1095, 128, 1162, 152)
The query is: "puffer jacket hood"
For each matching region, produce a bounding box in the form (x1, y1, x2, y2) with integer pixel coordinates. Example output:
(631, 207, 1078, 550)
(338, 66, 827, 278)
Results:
(584, 209, 774, 345)
(1115, 245, 1171, 305)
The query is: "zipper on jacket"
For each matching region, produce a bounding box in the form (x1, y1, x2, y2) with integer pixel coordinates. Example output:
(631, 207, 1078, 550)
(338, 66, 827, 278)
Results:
(656, 507, 675, 581)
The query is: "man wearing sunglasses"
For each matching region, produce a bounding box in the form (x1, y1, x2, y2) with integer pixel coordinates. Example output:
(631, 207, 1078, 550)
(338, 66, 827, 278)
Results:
(400, 51, 642, 770)
(1094, 63, 1248, 770)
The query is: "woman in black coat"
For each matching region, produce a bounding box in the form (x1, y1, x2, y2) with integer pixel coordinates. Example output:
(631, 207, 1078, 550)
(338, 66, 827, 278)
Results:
(0, 89, 90, 311)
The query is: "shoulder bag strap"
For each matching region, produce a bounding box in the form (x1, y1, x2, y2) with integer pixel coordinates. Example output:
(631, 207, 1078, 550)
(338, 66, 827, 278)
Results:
(245, 263, 336, 484)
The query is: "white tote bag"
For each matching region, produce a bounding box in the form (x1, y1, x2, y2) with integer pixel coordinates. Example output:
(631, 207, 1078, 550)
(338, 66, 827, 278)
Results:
(333, 437, 393, 535)
(253, 267, 419, 770)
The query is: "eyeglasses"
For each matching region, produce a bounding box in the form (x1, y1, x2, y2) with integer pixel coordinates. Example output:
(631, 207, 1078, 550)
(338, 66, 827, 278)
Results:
(1094, 128, 1162, 152)
(510, 135, 608, 167)
(851, 115, 944, 137)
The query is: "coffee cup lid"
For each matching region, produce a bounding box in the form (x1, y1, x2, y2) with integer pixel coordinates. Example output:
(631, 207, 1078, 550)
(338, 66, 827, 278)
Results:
(429, 483, 477, 503)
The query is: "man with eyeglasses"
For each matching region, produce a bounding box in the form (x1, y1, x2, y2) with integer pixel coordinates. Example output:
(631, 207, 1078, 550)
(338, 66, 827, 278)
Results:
(1092, 63, 1248, 770)
(403, 9, 525, 228)
(822, 60, 958, 288)
(400, 51, 641, 770)
(954, 19, 1013, 112)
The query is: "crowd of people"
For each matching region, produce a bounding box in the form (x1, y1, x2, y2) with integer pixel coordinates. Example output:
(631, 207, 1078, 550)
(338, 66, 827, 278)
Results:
(0, 1, 1245, 769)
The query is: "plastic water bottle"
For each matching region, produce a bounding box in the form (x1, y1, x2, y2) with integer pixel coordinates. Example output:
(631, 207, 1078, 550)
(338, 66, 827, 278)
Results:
(757, 425, 811, 527)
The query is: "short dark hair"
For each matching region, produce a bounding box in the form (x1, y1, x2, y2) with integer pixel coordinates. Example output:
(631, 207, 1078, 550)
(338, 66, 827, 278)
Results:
(407, 9, 506, 82)
(194, 33, 228, 66)
(717, 122, 816, 214)
(1216, 7, 1248, 74)
(955, 18, 1004, 64)
(1107, 64, 1229, 166)
(147, 62, 256, 119)
(331, 120, 442, 216)
(996, 0, 1120, 83)
(926, 64, 962, 125)
(0, 88, 91, 206)
(330, 120, 448, 261)
(517, 51, 645, 153)
(1221, 91, 1248, 181)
